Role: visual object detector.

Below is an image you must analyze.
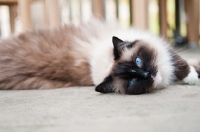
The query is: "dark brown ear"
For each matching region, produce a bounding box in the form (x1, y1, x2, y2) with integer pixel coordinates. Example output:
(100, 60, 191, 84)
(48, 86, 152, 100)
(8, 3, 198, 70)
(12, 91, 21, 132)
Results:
(112, 36, 124, 60)
(95, 76, 114, 93)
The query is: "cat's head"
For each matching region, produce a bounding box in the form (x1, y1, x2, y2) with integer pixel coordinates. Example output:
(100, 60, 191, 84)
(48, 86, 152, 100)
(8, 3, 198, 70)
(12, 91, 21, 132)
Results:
(95, 36, 158, 95)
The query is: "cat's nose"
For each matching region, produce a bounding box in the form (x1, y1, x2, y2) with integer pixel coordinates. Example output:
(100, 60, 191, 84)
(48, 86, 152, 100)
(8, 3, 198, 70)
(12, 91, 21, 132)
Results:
(143, 71, 150, 79)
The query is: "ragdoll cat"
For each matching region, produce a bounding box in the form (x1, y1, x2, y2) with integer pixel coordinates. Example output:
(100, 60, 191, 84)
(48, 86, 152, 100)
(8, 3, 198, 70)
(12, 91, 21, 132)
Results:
(0, 19, 199, 94)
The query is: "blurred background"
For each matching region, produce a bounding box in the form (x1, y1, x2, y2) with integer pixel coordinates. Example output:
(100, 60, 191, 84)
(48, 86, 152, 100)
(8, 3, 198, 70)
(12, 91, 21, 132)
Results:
(0, 0, 199, 48)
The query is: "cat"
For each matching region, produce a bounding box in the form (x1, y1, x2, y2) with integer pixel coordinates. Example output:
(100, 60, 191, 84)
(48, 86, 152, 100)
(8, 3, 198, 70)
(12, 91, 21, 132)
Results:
(0, 19, 199, 94)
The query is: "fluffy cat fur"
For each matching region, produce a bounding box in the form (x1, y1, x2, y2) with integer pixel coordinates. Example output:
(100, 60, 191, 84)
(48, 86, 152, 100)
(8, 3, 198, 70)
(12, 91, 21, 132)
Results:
(0, 19, 199, 94)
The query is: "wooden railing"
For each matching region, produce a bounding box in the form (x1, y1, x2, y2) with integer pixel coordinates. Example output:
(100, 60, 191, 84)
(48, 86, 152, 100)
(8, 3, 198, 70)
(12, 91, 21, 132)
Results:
(0, 0, 199, 47)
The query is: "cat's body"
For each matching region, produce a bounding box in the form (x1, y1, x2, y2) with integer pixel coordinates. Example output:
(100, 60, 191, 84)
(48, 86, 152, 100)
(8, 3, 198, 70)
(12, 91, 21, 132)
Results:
(0, 19, 199, 94)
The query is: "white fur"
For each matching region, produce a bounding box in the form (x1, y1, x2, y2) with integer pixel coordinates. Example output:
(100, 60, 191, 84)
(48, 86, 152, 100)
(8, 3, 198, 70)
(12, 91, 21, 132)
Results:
(183, 66, 199, 84)
(153, 72, 163, 88)
(90, 40, 114, 85)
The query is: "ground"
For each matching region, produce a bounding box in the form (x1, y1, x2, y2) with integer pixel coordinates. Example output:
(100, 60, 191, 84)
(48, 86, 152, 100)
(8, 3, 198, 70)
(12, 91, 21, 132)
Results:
(0, 47, 200, 132)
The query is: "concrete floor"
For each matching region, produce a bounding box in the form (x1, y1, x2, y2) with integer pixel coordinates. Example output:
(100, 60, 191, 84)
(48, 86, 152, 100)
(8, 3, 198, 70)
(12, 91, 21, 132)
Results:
(0, 47, 200, 132)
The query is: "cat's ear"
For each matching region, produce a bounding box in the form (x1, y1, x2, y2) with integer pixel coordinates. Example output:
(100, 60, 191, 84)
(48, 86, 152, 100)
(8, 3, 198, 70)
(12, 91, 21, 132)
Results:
(95, 76, 114, 93)
(112, 36, 124, 60)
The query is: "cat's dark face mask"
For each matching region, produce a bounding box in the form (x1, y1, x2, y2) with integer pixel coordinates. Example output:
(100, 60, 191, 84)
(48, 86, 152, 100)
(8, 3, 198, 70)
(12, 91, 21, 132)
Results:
(95, 36, 158, 95)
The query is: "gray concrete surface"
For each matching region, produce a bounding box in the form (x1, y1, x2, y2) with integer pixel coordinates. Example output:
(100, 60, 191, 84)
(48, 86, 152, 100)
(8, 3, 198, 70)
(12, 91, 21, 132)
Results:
(0, 47, 200, 132)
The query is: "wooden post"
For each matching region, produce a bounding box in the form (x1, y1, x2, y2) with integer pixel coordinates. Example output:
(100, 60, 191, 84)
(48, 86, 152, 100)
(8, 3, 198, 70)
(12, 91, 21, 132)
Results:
(92, 0, 104, 19)
(131, 0, 148, 30)
(184, 0, 199, 47)
(42, 0, 49, 26)
(18, 0, 32, 31)
(45, 0, 60, 27)
(158, 0, 167, 39)
(0, 1, 17, 5)
(9, 4, 17, 33)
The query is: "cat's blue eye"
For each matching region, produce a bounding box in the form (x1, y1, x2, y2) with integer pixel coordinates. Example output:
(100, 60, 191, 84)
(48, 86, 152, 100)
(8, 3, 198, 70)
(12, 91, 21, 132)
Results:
(127, 79, 135, 87)
(136, 57, 142, 67)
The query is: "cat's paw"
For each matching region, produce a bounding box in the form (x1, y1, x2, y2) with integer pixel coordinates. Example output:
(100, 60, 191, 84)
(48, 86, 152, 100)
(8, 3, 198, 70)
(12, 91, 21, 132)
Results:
(183, 66, 199, 85)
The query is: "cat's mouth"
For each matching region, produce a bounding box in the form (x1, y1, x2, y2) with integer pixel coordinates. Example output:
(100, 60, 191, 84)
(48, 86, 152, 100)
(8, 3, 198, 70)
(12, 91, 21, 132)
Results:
(151, 75, 156, 81)
(125, 76, 155, 95)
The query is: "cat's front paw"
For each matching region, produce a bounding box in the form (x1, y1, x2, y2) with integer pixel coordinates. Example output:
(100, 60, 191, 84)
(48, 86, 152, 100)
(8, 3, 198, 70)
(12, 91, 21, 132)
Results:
(183, 66, 199, 84)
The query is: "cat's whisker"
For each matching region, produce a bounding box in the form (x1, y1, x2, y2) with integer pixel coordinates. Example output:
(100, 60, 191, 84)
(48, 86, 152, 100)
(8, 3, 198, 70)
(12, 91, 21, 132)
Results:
(139, 87, 143, 94)
(171, 48, 192, 57)
(145, 86, 149, 93)
(178, 49, 193, 55)
(173, 45, 188, 54)
(173, 60, 186, 64)
(175, 64, 187, 67)
(157, 58, 183, 66)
